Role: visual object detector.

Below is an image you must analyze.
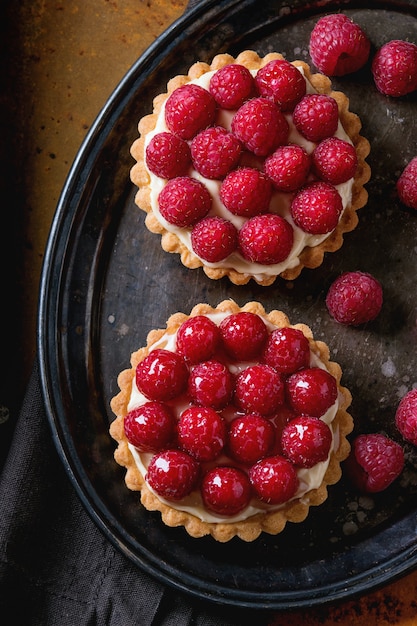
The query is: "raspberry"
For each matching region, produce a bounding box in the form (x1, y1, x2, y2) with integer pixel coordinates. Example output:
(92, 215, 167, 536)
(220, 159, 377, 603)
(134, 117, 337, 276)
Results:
(264, 144, 311, 192)
(286, 367, 338, 418)
(231, 97, 289, 156)
(372, 40, 417, 97)
(158, 176, 212, 227)
(397, 157, 417, 210)
(238, 214, 294, 265)
(312, 137, 358, 185)
(262, 326, 310, 374)
(124, 402, 176, 452)
(345, 433, 404, 493)
(145, 132, 191, 179)
(188, 360, 234, 410)
(326, 271, 383, 326)
(176, 315, 221, 364)
(249, 455, 299, 504)
(201, 466, 252, 515)
(190, 126, 242, 179)
(191, 216, 238, 262)
(395, 388, 417, 446)
(235, 364, 285, 416)
(219, 311, 268, 361)
(290, 181, 342, 235)
(178, 406, 226, 461)
(209, 63, 255, 109)
(293, 94, 339, 143)
(135, 349, 188, 401)
(146, 450, 200, 500)
(228, 414, 275, 464)
(220, 167, 272, 217)
(281, 416, 332, 468)
(309, 14, 370, 76)
(255, 59, 306, 111)
(164, 83, 216, 140)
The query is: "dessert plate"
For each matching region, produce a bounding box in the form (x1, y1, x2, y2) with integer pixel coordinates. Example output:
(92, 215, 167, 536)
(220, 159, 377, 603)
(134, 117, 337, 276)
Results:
(38, 0, 417, 610)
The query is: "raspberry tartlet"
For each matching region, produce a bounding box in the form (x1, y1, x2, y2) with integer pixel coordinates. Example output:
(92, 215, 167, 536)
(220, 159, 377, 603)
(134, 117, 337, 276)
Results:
(110, 300, 353, 542)
(130, 50, 370, 285)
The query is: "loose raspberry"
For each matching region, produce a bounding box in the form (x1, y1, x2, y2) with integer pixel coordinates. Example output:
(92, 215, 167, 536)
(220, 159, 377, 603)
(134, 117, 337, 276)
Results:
(309, 14, 371, 76)
(228, 414, 275, 465)
(201, 466, 252, 515)
(235, 364, 285, 416)
(158, 176, 212, 227)
(345, 433, 404, 493)
(191, 216, 238, 262)
(286, 367, 338, 418)
(219, 311, 268, 361)
(188, 360, 234, 410)
(135, 349, 188, 402)
(176, 315, 221, 364)
(255, 59, 306, 111)
(145, 132, 191, 179)
(146, 449, 200, 500)
(372, 40, 417, 97)
(312, 137, 357, 185)
(238, 214, 294, 265)
(249, 455, 299, 504)
(262, 326, 310, 374)
(220, 167, 272, 217)
(190, 126, 242, 179)
(124, 402, 176, 452)
(264, 144, 311, 192)
(209, 63, 255, 109)
(326, 271, 383, 326)
(395, 388, 417, 446)
(178, 406, 226, 461)
(164, 83, 216, 140)
(290, 181, 342, 235)
(397, 157, 417, 210)
(231, 97, 289, 156)
(281, 416, 332, 468)
(293, 94, 339, 143)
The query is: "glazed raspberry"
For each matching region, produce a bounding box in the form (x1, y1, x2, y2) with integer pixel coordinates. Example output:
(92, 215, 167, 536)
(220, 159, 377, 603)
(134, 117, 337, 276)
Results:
(145, 132, 191, 179)
(190, 126, 242, 179)
(397, 157, 417, 210)
(262, 326, 310, 374)
(326, 271, 383, 326)
(164, 83, 216, 140)
(238, 214, 294, 265)
(290, 181, 342, 235)
(188, 360, 234, 410)
(309, 14, 370, 76)
(255, 58, 306, 111)
(124, 402, 176, 452)
(146, 449, 200, 500)
(219, 311, 268, 361)
(228, 414, 275, 464)
(201, 466, 252, 515)
(178, 406, 226, 461)
(231, 97, 289, 156)
(191, 216, 238, 262)
(264, 144, 311, 192)
(209, 63, 255, 109)
(158, 176, 212, 227)
(249, 455, 299, 504)
(395, 388, 417, 446)
(135, 349, 188, 402)
(293, 94, 339, 143)
(345, 433, 404, 493)
(281, 416, 332, 468)
(372, 40, 417, 97)
(220, 167, 272, 217)
(176, 315, 221, 364)
(286, 367, 338, 418)
(312, 137, 357, 185)
(235, 364, 285, 416)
